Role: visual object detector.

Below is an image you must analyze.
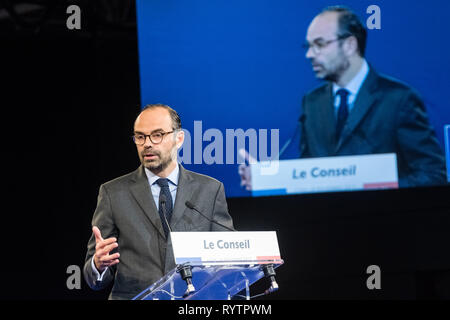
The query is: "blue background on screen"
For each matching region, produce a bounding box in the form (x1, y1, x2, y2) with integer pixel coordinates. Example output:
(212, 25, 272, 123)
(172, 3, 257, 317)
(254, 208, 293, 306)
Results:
(446, 125, 450, 182)
(136, 0, 450, 197)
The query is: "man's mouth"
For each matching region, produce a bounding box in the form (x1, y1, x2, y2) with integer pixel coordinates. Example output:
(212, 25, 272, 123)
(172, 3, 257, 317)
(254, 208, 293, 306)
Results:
(312, 63, 323, 71)
(143, 152, 158, 160)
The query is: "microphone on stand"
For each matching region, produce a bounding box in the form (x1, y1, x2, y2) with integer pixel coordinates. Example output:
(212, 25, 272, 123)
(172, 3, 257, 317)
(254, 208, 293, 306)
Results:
(262, 264, 279, 295)
(185, 201, 234, 231)
(161, 195, 195, 295)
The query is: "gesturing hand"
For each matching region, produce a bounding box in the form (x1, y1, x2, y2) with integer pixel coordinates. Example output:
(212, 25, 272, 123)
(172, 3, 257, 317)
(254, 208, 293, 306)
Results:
(92, 226, 120, 273)
(238, 148, 255, 191)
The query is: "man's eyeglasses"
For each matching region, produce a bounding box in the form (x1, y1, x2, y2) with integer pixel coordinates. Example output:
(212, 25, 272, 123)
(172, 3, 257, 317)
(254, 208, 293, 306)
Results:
(132, 130, 176, 145)
(302, 34, 351, 54)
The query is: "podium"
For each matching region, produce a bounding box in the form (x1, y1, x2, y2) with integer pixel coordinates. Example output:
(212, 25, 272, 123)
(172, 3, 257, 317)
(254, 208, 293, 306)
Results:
(132, 231, 283, 300)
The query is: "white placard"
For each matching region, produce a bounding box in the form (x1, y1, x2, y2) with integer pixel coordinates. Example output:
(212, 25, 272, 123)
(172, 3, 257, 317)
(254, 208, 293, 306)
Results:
(171, 231, 282, 266)
(250, 153, 398, 196)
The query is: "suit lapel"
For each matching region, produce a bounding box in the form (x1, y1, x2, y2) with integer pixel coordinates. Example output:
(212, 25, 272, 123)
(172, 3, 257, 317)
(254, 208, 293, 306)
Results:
(335, 68, 380, 152)
(128, 164, 198, 273)
(129, 166, 166, 239)
(170, 165, 196, 230)
(128, 165, 197, 237)
(315, 84, 336, 155)
(164, 165, 197, 273)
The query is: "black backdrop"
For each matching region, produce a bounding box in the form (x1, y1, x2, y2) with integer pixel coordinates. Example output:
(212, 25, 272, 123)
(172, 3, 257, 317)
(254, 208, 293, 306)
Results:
(2, 2, 449, 300)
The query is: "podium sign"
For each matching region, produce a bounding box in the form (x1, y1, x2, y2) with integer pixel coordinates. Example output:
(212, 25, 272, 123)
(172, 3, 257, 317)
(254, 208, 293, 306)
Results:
(250, 153, 399, 196)
(171, 231, 282, 266)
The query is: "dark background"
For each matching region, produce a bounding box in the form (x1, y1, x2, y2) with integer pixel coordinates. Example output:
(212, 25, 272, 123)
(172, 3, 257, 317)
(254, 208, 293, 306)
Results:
(2, 1, 449, 300)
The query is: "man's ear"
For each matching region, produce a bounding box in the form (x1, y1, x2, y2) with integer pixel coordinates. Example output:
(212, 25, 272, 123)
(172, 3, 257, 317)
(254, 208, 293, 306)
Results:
(344, 35, 358, 56)
(176, 129, 185, 148)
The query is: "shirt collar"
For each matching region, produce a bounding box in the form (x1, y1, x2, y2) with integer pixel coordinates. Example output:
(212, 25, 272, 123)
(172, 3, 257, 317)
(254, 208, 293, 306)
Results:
(333, 59, 369, 97)
(145, 163, 180, 187)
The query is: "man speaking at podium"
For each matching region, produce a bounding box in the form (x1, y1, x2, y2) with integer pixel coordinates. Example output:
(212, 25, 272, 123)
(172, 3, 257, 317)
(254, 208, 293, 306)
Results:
(299, 6, 446, 187)
(83, 104, 234, 299)
(239, 6, 446, 190)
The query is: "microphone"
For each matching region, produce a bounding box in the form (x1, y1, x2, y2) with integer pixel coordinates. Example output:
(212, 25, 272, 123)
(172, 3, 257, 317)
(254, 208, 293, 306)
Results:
(278, 115, 303, 159)
(262, 264, 279, 295)
(163, 195, 194, 295)
(159, 194, 172, 234)
(185, 201, 234, 232)
(177, 264, 195, 296)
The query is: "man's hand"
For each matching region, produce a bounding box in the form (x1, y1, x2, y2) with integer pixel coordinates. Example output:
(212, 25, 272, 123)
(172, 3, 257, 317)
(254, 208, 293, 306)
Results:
(238, 149, 255, 191)
(92, 226, 120, 273)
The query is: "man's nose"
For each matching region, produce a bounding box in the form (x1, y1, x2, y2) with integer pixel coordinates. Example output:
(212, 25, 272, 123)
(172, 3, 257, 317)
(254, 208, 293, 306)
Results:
(305, 46, 315, 59)
(143, 136, 153, 148)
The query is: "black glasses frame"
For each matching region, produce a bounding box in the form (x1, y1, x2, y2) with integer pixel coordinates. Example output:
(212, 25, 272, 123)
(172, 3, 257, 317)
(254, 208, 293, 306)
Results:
(132, 130, 176, 145)
(302, 34, 351, 54)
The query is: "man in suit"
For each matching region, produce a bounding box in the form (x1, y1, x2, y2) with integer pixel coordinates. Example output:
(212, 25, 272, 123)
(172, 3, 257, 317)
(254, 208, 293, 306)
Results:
(239, 6, 446, 190)
(299, 6, 446, 187)
(83, 104, 234, 300)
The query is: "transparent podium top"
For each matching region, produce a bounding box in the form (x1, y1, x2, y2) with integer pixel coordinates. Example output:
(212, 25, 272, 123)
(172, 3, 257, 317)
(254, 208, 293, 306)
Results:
(133, 262, 283, 300)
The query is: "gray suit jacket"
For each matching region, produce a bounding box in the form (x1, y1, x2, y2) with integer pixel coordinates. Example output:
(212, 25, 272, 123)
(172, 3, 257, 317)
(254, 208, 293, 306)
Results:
(83, 164, 234, 300)
(299, 67, 447, 187)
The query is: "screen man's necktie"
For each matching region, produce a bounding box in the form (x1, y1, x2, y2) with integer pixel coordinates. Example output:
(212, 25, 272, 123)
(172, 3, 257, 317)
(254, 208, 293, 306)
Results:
(336, 88, 350, 141)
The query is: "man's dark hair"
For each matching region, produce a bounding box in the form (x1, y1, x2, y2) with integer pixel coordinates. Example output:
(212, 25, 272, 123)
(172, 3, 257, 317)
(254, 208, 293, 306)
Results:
(321, 5, 367, 57)
(140, 103, 182, 130)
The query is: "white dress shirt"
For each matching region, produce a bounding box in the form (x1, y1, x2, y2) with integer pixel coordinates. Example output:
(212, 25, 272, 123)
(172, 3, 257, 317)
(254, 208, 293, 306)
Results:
(332, 59, 370, 117)
(145, 164, 179, 210)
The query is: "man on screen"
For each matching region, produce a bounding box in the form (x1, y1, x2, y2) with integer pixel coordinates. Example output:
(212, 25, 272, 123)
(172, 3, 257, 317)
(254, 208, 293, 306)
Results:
(83, 104, 234, 299)
(239, 6, 446, 189)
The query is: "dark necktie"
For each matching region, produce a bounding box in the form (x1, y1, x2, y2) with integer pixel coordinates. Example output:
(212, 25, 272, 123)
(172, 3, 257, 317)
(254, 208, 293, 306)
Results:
(335, 88, 350, 141)
(155, 178, 173, 238)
